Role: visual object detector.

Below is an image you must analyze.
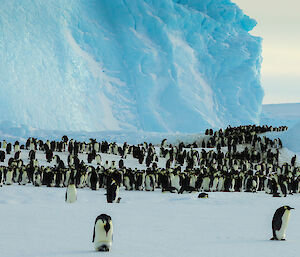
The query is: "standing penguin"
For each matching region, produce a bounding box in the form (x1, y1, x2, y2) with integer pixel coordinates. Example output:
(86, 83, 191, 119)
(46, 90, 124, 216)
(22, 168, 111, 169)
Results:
(65, 178, 77, 203)
(271, 206, 294, 240)
(106, 180, 120, 203)
(92, 214, 113, 251)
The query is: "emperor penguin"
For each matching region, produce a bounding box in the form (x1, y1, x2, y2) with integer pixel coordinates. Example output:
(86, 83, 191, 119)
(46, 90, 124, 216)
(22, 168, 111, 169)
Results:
(65, 179, 77, 203)
(92, 214, 113, 252)
(145, 172, 155, 191)
(5, 168, 13, 185)
(0, 167, 3, 187)
(198, 192, 209, 198)
(106, 180, 120, 203)
(271, 206, 294, 240)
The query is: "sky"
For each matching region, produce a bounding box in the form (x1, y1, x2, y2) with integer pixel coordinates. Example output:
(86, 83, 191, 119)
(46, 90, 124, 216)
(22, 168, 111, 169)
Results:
(233, 0, 300, 104)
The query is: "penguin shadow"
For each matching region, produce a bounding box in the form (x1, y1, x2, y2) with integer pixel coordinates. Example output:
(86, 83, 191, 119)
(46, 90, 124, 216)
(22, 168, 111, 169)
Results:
(46, 250, 99, 256)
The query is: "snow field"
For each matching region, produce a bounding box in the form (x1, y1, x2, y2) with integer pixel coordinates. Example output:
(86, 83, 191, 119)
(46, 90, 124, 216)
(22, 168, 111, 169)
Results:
(0, 185, 299, 257)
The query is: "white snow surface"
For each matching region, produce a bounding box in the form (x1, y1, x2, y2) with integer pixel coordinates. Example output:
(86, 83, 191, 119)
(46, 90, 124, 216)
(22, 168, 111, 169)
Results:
(1, 186, 299, 257)
(259, 103, 300, 154)
(0, 0, 263, 133)
(260, 103, 300, 128)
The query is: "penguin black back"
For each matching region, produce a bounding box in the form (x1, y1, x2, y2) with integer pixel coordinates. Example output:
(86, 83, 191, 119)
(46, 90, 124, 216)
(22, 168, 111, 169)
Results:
(271, 205, 294, 240)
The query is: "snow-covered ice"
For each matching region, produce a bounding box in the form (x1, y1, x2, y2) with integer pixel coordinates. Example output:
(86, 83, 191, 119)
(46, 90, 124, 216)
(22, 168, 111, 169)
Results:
(260, 103, 300, 128)
(0, 186, 299, 257)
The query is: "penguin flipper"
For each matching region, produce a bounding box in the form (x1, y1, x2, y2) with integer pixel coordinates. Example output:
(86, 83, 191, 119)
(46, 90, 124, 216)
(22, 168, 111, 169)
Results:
(272, 209, 283, 231)
(92, 225, 95, 242)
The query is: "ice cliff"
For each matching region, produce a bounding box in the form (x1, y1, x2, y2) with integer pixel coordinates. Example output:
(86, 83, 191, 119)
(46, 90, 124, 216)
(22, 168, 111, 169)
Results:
(0, 0, 263, 133)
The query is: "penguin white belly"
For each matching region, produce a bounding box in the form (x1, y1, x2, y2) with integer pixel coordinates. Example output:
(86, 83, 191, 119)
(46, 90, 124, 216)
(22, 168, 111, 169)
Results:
(6, 171, 13, 185)
(20, 172, 28, 185)
(211, 177, 219, 191)
(30, 142, 35, 151)
(189, 175, 196, 188)
(276, 211, 290, 240)
(171, 175, 180, 191)
(95, 155, 101, 165)
(217, 177, 224, 191)
(202, 177, 210, 191)
(145, 176, 153, 191)
(64, 170, 71, 186)
(123, 148, 128, 158)
(78, 175, 85, 188)
(264, 179, 271, 194)
(66, 185, 77, 203)
(14, 145, 20, 152)
(114, 187, 120, 202)
(94, 143, 100, 152)
(124, 176, 131, 190)
(94, 223, 113, 250)
(252, 180, 257, 192)
(229, 179, 235, 192)
(34, 173, 42, 186)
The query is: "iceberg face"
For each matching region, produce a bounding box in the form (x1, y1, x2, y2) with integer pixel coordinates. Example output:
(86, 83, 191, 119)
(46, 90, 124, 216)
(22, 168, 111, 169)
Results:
(0, 0, 263, 133)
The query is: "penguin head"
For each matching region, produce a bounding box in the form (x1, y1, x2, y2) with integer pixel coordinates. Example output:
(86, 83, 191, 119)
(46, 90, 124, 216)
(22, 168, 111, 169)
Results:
(93, 214, 113, 242)
(284, 206, 294, 211)
(96, 214, 112, 223)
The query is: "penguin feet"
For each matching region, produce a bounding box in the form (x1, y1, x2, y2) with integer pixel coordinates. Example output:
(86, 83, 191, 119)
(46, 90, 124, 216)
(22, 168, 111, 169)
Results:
(97, 245, 110, 252)
(270, 237, 286, 241)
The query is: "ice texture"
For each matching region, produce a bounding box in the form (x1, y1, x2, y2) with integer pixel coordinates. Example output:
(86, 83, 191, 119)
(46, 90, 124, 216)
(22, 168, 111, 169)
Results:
(0, 0, 263, 132)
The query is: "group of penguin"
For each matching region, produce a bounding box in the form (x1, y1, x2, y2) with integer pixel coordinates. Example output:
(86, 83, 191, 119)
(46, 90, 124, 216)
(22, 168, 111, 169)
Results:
(0, 124, 298, 251)
(0, 125, 298, 199)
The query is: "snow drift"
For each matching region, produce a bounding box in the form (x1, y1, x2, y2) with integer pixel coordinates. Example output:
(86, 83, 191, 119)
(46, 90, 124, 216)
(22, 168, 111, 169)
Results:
(260, 103, 300, 128)
(0, 0, 263, 133)
(281, 121, 300, 154)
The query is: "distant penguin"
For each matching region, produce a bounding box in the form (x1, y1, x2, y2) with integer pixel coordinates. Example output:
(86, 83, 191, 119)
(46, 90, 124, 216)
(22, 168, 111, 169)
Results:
(145, 173, 155, 191)
(169, 172, 181, 191)
(161, 138, 167, 148)
(0, 150, 5, 162)
(0, 167, 3, 186)
(92, 214, 113, 252)
(89, 169, 99, 190)
(5, 168, 13, 185)
(198, 192, 209, 198)
(65, 180, 77, 203)
(33, 169, 42, 187)
(178, 185, 198, 194)
(162, 186, 178, 193)
(106, 180, 120, 203)
(271, 206, 294, 240)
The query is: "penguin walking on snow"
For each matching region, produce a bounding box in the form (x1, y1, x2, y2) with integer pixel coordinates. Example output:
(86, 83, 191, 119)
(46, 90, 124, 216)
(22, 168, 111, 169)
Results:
(65, 178, 77, 203)
(270, 206, 294, 240)
(92, 214, 113, 251)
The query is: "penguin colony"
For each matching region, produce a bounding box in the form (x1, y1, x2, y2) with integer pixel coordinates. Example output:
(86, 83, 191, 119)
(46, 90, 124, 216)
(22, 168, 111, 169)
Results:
(0, 124, 297, 250)
(0, 125, 297, 198)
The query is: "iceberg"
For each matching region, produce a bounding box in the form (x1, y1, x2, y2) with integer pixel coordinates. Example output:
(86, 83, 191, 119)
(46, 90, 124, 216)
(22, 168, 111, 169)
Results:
(0, 0, 263, 133)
